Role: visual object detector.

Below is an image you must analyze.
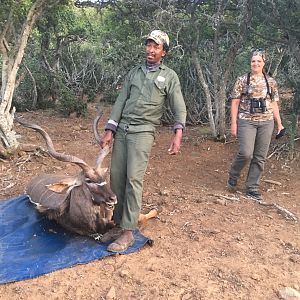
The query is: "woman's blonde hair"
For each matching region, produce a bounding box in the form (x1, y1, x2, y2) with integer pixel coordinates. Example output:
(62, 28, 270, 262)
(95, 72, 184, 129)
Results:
(251, 48, 266, 62)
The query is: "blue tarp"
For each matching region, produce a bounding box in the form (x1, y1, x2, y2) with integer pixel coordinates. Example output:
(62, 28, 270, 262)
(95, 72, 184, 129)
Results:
(0, 195, 151, 284)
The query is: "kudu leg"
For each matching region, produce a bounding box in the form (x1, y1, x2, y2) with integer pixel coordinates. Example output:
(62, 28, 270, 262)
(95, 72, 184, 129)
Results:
(138, 208, 158, 228)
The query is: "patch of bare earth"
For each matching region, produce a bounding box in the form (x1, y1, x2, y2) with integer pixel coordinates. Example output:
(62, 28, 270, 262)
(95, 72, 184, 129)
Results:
(0, 106, 299, 300)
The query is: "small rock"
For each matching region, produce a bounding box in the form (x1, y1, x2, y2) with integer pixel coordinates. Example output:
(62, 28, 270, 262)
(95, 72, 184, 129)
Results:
(160, 189, 170, 196)
(79, 125, 88, 130)
(214, 199, 227, 206)
(278, 287, 300, 299)
(106, 286, 116, 300)
(147, 264, 156, 272)
(119, 270, 129, 278)
(251, 273, 261, 281)
(289, 255, 300, 263)
(18, 150, 27, 157)
(103, 264, 115, 273)
(182, 293, 194, 300)
(73, 125, 81, 131)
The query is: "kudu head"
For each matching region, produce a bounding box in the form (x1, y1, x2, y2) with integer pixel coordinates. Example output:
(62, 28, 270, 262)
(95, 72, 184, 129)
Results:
(15, 114, 117, 209)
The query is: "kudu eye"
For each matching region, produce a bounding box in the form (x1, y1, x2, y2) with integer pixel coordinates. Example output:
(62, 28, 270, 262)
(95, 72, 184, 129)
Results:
(85, 178, 107, 186)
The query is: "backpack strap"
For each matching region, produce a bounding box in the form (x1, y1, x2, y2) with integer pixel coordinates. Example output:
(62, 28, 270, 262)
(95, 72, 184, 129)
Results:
(263, 71, 272, 100)
(242, 72, 272, 100)
(241, 72, 251, 97)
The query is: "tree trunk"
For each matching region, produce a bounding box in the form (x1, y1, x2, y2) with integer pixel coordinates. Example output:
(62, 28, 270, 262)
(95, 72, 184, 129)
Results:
(24, 65, 38, 109)
(216, 81, 227, 140)
(214, 0, 254, 139)
(191, 50, 217, 138)
(0, 0, 50, 153)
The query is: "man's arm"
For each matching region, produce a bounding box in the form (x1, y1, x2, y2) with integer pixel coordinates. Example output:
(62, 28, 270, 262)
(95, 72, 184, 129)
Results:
(167, 72, 187, 155)
(167, 73, 187, 128)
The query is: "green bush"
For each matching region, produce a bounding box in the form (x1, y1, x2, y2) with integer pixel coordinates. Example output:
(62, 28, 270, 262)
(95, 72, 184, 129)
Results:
(57, 84, 88, 117)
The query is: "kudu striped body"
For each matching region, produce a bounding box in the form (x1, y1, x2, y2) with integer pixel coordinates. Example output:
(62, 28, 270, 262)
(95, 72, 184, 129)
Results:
(15, 114, 117, 236)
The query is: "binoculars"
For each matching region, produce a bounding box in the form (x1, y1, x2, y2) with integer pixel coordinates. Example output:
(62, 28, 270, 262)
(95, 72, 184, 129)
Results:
(250, 98, 267, 114)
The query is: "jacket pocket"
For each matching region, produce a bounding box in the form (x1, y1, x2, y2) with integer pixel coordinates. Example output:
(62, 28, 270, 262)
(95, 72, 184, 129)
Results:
(154, 75, 166, 90)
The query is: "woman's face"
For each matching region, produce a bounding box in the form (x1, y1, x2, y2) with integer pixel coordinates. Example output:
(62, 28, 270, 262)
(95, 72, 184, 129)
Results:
(251, 55, 265, 74)
(145, 40, 166, 64)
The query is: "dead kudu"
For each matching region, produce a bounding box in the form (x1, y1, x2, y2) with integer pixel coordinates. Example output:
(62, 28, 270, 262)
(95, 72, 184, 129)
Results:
(15, 115, 157, 238)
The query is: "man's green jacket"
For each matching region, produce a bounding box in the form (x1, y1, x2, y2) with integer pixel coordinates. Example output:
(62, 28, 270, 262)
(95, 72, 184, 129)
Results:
(106, 63, 186, 133)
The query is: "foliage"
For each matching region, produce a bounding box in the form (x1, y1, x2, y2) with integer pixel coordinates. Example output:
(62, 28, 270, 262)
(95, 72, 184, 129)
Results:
(57, 80, 88, 117)
(1, 0, 299, 153)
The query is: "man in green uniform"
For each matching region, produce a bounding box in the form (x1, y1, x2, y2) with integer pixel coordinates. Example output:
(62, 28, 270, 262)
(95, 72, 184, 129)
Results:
(100, 30, 187, 252)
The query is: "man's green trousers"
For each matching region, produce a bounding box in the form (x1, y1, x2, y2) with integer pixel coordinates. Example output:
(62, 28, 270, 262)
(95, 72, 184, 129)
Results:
(110, 128, 155, 230)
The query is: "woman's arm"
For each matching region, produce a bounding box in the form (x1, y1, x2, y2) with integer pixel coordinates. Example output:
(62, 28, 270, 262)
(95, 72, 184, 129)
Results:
(272, 101, 284, 133)
(230, 98, 240, 138)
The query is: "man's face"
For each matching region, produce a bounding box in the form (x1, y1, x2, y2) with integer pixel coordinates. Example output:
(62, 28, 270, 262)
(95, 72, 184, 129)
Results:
(145, 39, 166, 64)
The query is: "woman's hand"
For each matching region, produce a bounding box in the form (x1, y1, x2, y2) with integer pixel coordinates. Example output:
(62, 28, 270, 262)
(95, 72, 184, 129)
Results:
(277, 124, 285, 134)
(272, 101, 284, 134)
(276, 127, 286, 139)
(231, 122, 238, 138)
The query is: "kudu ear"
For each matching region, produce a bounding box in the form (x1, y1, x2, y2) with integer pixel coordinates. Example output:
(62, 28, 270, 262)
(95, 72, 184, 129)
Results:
(46, 177, 81, 193)
(98, 167, 108, 177)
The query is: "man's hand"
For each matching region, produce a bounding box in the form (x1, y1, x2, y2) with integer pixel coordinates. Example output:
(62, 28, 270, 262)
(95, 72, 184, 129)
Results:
(168, 129, 182, 155)
(99, 130, 113, 148)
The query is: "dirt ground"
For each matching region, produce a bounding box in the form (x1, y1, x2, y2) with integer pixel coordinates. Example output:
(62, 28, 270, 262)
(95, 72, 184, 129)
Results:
(0, 106, 299, 300)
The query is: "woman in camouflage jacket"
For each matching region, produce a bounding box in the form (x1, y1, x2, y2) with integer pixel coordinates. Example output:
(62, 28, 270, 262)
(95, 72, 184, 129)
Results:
(227, 49, 284, 200)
